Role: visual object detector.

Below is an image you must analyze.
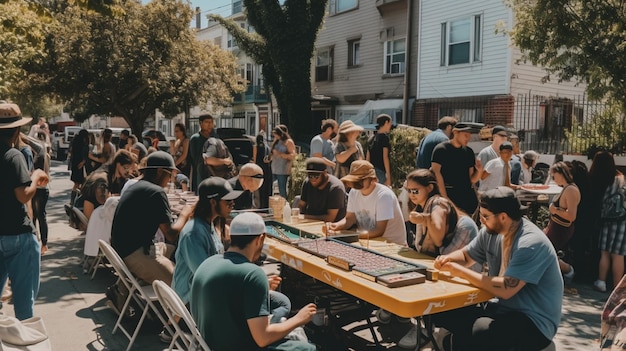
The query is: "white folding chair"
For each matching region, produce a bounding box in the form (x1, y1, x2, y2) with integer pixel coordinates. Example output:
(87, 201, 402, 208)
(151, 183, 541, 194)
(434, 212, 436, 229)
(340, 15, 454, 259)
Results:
(72, 206, 89, 232)
(98, 240, 175, 351)
(152, 280, 211, 351)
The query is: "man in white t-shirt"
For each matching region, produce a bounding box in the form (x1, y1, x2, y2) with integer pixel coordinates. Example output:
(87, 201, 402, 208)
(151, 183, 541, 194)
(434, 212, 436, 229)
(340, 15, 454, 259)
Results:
(478, 141, 519, 193)
(329, 160, 406, 245)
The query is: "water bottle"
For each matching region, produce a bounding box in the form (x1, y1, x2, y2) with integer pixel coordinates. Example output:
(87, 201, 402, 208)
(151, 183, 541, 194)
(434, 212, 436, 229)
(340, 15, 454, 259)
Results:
(282, 202, 292, 223)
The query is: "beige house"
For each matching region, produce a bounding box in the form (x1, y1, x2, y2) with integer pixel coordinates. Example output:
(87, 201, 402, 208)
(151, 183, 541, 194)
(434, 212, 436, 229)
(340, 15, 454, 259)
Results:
(311, 0, 419, 127)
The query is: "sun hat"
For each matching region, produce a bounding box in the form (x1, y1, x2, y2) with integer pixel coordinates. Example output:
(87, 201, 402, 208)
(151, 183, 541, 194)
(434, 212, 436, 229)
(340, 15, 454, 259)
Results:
(139, 151, 179, 171)
(453, 123, 473, 132)
(0, 315, 51, 351)
(0, 103, 32, 129)
(491, 125, 508, 137)
(305, 157, 327, 173)
(340, 160, 376, 183)
(198, 177, 243, 201)
(230, 212, 266, 236)
(338, 120, 364, 134)
(238, 163, 264, 179)
(479, 186, 523, 217)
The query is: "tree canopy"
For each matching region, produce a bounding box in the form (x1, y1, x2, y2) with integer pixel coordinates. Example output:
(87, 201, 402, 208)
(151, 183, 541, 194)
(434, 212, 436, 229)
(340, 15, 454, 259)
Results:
(211, 0, 328, 140)
(510, 0, 626, 106)
(16, 0, 244, 135)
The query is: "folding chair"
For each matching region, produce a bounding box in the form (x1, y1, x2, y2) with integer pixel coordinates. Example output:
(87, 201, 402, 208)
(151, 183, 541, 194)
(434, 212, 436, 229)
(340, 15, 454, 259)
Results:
(98, 240, 176, 351)
(72, 206, 89, 232)
(152, 280, 211, 351)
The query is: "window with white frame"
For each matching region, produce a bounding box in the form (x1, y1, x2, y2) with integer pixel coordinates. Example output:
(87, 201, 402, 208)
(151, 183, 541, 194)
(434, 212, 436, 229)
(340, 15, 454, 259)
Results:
(329, 0, 358, 15)
(441, 15, 482, 66)
(384, 38, 405, 74)
(315, 47, 333, 82)
(348, 39, 360, 67)
(227, 33, 237, 49)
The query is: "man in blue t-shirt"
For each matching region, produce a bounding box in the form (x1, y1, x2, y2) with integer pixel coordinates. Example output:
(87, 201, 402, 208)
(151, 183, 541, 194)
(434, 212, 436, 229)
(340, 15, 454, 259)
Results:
(416, 116, 457, 169)
(433, 187, 562, 351)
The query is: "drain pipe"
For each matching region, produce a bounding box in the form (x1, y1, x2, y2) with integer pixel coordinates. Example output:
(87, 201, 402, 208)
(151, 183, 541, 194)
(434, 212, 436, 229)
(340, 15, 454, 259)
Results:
(402, 0, 414, 125)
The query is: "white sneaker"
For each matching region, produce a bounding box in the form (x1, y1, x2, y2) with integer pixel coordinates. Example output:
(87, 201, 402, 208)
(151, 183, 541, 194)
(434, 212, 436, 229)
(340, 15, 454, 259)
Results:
(397, 324, 419, 349)
(375, 309, 392, 324)
(562, 265, 574, 284)
(594, 280, 607, 292)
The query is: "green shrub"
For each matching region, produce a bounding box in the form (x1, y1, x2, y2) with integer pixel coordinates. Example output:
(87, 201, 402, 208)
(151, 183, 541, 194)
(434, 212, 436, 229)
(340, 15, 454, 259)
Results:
(289, 127, 429, 200)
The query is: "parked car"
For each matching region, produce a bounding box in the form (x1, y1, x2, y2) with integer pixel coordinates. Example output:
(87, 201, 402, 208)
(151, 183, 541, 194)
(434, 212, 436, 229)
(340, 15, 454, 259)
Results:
(216, 128, 254, 167)
(141, 129, 170, 153)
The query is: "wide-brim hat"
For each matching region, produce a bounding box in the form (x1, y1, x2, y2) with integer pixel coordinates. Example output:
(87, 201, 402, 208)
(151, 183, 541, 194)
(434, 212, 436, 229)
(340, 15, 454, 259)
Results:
(338, 120, 364, 134)
(0, 103, 32, 129)
(198, 177, 243, 201)
(139, 151, 179, 171)
(340, 160, 376, 183)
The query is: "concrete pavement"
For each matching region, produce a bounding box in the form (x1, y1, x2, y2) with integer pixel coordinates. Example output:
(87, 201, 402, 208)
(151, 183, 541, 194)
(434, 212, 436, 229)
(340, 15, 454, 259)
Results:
(9, 160, 605, 350)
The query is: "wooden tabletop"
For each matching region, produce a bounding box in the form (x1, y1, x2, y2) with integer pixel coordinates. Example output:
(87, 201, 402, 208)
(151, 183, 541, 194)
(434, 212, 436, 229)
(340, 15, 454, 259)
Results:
(265, 219, 492, 318)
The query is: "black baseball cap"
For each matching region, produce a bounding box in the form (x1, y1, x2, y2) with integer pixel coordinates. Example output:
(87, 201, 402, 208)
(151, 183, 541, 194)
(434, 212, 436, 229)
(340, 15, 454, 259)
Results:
(306, 158, 327, 173)
(479, 187, 523, 218)
(492, 125, 508, 137)
(198, 177, 243, 201)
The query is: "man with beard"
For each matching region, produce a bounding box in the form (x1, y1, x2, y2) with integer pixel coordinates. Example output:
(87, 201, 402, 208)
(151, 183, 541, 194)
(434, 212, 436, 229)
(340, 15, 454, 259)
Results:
(432, 187, 562, 351)
(329, 160, 406, 245)
(191, 212, 317, 351)
(309, 119, 338, 173)
(298, 157, 346, 222)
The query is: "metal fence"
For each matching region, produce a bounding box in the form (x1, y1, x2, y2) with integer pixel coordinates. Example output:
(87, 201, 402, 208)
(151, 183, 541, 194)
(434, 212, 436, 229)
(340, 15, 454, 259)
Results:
(513, 94, 626, 156)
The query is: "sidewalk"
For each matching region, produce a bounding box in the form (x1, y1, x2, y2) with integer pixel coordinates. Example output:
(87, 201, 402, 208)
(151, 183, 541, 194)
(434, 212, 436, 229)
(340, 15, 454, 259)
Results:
(9, 160, 604, 350)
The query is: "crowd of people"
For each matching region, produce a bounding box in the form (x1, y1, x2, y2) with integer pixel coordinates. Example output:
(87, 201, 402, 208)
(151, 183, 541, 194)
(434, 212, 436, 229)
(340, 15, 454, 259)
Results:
(4, 99, 624, 351)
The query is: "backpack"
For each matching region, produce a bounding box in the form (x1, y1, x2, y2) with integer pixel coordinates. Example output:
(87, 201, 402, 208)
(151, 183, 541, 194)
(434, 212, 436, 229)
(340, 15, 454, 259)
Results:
(601, 176, 626, 221)
(202, 137, 237, 179)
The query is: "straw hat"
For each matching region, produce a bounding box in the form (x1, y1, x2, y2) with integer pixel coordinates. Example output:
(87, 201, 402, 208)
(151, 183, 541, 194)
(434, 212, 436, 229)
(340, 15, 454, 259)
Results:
(0, 103, 32, 129)
(338, 120, 364, 134)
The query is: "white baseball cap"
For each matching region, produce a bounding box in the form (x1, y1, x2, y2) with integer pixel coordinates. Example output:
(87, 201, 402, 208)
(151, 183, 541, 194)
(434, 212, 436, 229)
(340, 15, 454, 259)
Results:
(230, 212, 266, 236)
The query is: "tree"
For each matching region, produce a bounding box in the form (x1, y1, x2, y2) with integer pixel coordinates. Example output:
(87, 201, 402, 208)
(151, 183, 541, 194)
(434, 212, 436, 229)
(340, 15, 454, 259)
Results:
(0, 1, 49, 98)
(18, 0, 244, 135)
(211, 0, 328, 140)
(510, 0, 626, 107)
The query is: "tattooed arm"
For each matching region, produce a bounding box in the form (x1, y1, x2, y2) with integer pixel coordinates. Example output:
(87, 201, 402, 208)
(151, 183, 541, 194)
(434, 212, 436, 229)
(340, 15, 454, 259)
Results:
(436, 262, 527, 299)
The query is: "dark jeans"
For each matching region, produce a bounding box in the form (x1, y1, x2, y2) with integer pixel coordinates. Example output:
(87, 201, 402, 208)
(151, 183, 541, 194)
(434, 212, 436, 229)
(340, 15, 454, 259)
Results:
(32, 188, 49, 246)
(431, 304, 551, 351)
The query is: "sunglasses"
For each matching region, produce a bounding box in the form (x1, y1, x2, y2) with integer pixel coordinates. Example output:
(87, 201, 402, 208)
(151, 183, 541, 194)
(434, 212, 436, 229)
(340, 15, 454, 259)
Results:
(404, 188, 420, 195)
(308, 173, 322, 180)
(479, 212, 496, 221)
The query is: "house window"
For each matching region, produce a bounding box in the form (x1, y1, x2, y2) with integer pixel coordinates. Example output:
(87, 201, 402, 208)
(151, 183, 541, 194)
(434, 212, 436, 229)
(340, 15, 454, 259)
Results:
(384, 38, 405, 74)
(315, 47, 333, 82)
(227, 33, 237, 49)
(441, 15, 482, 66)
(348, 39, 360, 67)
(329, 0, 358, 14)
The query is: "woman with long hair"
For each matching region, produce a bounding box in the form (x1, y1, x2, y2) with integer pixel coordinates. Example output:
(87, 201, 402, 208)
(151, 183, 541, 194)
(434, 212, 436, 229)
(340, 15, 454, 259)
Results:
(405, 169, 480, 259)
(170, 123, 190, 177)
(173, 177, 239, 305)
(333, 120, 364, 179)
(385, 169, 481, 349)
(254, 134, 272, 209)
(589, 151, 626, 292)
(543, 162, 580, 282)
(270, 125, 295, 199)
(102, 149, 137, 195)
(69, 129, 90, 205)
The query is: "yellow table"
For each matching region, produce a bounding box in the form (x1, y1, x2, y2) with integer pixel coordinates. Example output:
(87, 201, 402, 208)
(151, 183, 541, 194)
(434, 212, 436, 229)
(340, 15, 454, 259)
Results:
(266, 219, 492, 318)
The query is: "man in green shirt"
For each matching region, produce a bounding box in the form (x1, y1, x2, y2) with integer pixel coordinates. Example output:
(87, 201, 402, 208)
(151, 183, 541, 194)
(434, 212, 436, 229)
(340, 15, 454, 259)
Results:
(191, 212, 317, 351)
